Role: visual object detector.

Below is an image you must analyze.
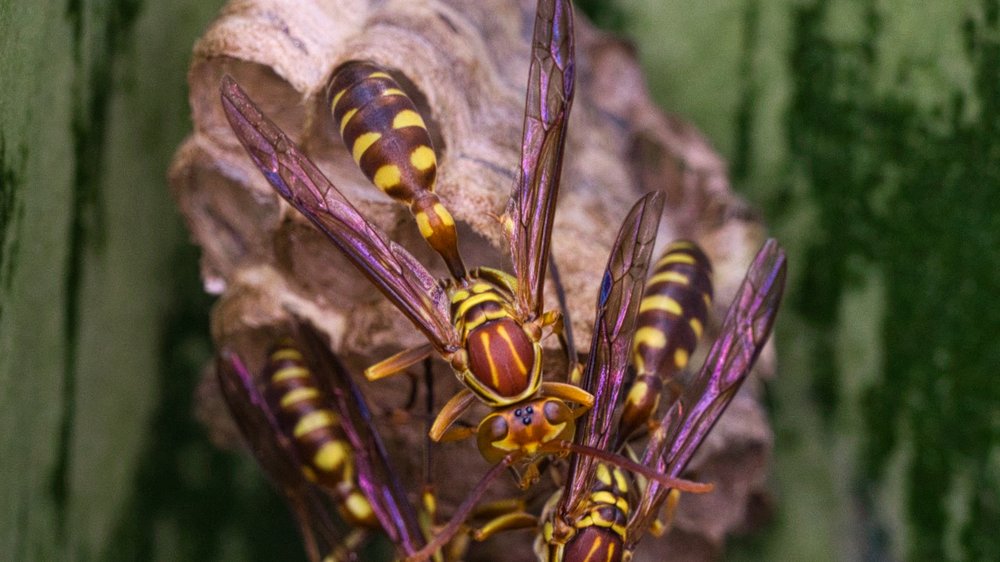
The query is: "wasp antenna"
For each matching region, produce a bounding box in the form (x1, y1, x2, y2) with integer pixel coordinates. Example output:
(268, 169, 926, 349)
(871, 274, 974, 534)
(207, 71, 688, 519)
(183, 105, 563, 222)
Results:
(553, 441, 713, 494)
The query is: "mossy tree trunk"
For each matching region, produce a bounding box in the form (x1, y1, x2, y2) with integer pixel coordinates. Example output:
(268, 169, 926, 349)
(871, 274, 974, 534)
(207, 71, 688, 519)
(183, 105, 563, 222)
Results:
(0, 1, 298, 560)
(620, 1, 999, 561)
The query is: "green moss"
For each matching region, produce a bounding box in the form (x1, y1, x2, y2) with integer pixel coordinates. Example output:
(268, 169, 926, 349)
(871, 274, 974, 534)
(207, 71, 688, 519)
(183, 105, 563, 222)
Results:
(621, 0, 999, 559)
(0, 137, 25, 311)
(787, 0, 1000, 560)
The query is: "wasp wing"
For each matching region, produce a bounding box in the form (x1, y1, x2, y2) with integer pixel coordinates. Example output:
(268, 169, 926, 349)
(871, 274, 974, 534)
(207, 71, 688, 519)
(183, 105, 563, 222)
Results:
(504, 0, 575, 318)
(627, 238, 787, 544)
(216, 350, 345, 562)
(294, 322, 427, 557)
(559, 191, 664, 517)
(220, 77, 458, 353)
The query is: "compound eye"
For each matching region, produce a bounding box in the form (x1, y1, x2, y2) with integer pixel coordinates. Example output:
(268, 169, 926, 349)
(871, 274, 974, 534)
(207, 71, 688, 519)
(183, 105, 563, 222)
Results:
(543, 400, 571, 425)
(486, 415, 509, 441)
(477, 414, 511, 465)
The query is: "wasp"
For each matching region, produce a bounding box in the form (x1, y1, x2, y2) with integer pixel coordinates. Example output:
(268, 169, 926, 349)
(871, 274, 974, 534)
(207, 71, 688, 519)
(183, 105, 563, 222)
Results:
(404, 192, 718, 562)
(617, 240, 714, 446)
(216, 322, 429, 561)
(536, 238, 787, 561)
(220, 0, 597, 485)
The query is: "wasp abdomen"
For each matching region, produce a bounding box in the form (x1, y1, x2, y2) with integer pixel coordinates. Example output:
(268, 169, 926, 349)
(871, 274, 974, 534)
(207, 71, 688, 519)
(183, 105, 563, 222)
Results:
(264, 342, 377, 527)
(329, 61, 465, 279)
(620, 241, 713, 442)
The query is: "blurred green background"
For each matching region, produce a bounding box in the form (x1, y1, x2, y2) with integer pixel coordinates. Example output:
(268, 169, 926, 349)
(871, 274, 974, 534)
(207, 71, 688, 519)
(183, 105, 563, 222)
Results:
(1, 1, 996, 560)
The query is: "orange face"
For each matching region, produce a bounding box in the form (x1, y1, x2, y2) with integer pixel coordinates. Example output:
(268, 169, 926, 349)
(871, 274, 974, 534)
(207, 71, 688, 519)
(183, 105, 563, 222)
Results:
(476, 398, 576, 465)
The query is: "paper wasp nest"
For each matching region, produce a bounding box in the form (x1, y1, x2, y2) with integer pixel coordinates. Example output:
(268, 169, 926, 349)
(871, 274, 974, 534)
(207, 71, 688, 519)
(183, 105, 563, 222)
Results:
(170, 0, 778, 559)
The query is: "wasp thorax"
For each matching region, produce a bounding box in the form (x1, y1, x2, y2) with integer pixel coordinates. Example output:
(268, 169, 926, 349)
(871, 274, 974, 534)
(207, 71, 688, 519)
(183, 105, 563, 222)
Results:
(466, 318, 538, 399)
(562, 526, 625, 562)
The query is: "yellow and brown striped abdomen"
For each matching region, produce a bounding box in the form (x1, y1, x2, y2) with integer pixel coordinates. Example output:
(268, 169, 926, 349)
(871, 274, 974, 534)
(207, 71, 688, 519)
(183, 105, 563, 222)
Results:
(619, 241, 713, 443)
(263, 341, 376, 527)
(328, 61, 465, 279)
(542, 464, 631, 562)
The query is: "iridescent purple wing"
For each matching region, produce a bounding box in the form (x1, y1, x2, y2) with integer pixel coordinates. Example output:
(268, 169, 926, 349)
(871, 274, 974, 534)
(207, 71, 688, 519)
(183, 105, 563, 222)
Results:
(627, 238, 787, 545)
(220, 77, 458, 354)
(504, 0, 575, 318)
(293, 322, 426, 557)
(560, 191, 664, 516)
(216, 351, 344, 562)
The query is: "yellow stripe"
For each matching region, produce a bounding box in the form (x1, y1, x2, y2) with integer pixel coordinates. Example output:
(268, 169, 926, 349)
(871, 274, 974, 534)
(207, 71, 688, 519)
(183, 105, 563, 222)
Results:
(471, 283, 493, 293)
(381, 87, 405, 97)
(633, 327, 666, 350)
(330, 88, 347, 112)
(433, 203, 455, 226)
(690, 317, 704, 340)
(591, 491, 617, 506)
(415, 210, 434, 239)
(605, 541, 618, 562)
(614, 496, 629, 512)
(632, 353, 646, 376)
(410, 145, 436, 171)
(271, 366, 310, 383)
(352, 132, 381, 163)
(659, 252, 696, 267)
(495, 324, 527, 376)
(584, 537, 602, 561)
(345, 491, 374, 523)
(338, 107, 358, 136)
(625, 379, 649, 406)
(279, 387, 319, 409)
(462, 309, 492, 332)
(454, 291, 505, 320)
(372, 164, 401, 190)
(392, 109, 426, 129)
(313, 440, 348, 472)
(639, 295, 682, 315)
(612, 467, 628, 493)
(666, 240, 696, 252)
(646, 270, 690, 286)
(595, 464, 613, 485)
(450, 288, 470, 304)
(480, 332, 502, 390)
(293, 410, 338, 438)
(369, 71, 392, 80)
(674, 348, 690, 370)
(270, 348, 303, 362)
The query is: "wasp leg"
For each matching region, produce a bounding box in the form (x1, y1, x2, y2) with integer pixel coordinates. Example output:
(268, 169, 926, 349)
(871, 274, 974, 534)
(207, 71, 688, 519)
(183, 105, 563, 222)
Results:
(471, 511, 538, 541)
(365, 343, 436, 381)
(539, 381, 595, 414)
(428, 389, 477, 441)
(647, 489, 683, 538)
